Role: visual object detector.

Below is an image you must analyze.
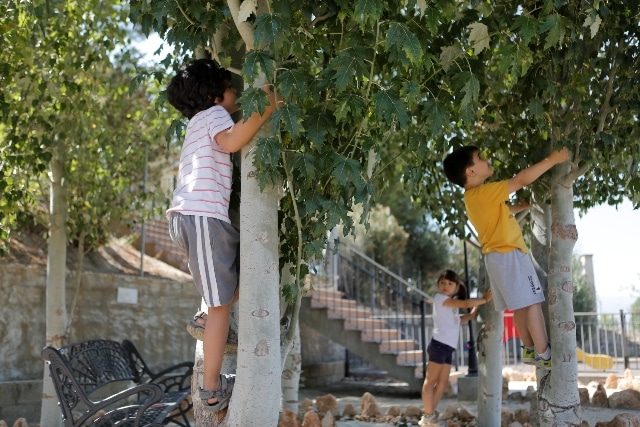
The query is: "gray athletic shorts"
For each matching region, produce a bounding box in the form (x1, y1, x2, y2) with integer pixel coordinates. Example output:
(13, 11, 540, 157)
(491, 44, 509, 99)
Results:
(168, 213, 239, 307)
(484, 250, 545, 311)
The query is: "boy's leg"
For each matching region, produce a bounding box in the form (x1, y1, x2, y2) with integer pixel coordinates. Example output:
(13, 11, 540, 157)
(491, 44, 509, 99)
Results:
(514, 303, 549, 354)
(203, 303, 231, 400)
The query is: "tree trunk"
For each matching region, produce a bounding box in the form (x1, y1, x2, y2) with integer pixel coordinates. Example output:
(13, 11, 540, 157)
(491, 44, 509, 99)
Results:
(225, 132, 281, 426)
(40, 145, 67, 427)
(476, 257, 503, 426)
(538, 164, 582, 425)
(281, 320, 301, 414)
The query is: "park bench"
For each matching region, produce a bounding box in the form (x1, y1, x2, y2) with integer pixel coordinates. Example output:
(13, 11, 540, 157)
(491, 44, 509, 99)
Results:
(42, 339, 193, 427)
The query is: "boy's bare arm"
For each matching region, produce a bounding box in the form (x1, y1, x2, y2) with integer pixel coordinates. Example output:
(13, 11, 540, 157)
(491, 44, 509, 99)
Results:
(215, 88, 280, 153)
(508, 148, 570, 194)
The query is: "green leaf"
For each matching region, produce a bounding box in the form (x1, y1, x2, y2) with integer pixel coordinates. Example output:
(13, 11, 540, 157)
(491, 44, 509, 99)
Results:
(540, 13, 565, 49)
(242, 50, 275, 82)
(528, 99, 544, 120)
(254, 13, 284, 49)
(354, 0, 385, 28)
(467, 22, 490, 55)
(328, 48, 370, 92)
(304, 111, 333, 148)
(385, 22, 423, 65)
(278, 69, 308, 100)
(422, 100, 449, 136)
(255, 136, 280, 167)
(460, 73, 480, 108)
(334, 93, 366, 124)
(272, 104, 304, 136)
(439, 45, 462, 72)
(373, 90, 409, 128)
(237, 87, 269, 117)
(512, 15, 538, 45)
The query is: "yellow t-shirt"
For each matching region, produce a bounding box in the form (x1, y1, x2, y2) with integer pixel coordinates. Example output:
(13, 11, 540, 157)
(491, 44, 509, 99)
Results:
(464, 180, 528, 254)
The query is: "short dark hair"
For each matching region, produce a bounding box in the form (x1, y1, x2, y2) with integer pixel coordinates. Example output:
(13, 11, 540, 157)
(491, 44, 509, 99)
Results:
(442, 145, 478, 187)
(166, 58, 232, 119)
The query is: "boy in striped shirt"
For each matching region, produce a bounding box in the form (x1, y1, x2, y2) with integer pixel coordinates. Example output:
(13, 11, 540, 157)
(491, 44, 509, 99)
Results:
(166, 58, 278, 411)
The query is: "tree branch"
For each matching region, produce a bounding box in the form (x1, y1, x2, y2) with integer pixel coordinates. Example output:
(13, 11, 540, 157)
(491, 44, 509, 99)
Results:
(227, 0, 255, 51)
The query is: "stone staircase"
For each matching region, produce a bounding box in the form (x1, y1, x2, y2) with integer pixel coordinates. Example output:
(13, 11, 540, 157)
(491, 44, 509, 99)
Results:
(300, 287, 426, 391)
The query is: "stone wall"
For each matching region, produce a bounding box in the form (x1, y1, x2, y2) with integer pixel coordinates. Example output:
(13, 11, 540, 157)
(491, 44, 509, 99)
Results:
(0, 263, 200, 381)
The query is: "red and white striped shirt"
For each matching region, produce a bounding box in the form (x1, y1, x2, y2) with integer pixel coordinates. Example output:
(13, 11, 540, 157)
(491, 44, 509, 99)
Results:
(167, 105, 235, 223)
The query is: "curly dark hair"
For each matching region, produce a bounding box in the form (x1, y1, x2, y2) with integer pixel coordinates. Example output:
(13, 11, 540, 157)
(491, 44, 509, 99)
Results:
(443, 145, 478, 187)
(166, 58, 232, 119)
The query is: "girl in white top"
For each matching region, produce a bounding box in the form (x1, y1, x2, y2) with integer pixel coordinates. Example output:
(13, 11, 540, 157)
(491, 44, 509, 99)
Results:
(419, 270, 492, 426)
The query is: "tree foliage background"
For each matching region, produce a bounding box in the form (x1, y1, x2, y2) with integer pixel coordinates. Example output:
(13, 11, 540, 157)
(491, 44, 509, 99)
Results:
(0, 0, 175, 254)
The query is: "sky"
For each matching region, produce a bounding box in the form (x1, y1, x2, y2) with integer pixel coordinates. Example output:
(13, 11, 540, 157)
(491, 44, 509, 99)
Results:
(131, 33, 640, 314)
(574, 199, 640, 313)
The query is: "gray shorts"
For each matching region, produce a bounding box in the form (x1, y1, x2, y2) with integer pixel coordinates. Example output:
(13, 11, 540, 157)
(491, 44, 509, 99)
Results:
(168, 213, 239, 307)
(484, 250, 545, 311)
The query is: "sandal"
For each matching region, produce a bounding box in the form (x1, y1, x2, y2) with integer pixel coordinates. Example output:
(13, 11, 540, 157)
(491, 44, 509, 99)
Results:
(187, 311, 207, 341)
(199, 374, 235, 412)
(186, 312, 239, 348)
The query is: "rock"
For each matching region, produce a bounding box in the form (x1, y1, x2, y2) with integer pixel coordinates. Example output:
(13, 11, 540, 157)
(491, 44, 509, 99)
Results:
(301, 410, 321, 427)
(386, 406, 401, 417)
(579, 387, 590, 405)
(608, 389, 640, 409)
(342, 403, 356, 418)
(508, 423, 523, 427)
(525, 385, 536, 400)
(315, 394, 338, 416)
(588, 380, 602, 389)
(440, 404, 459, 420)
(594, 413, 640, 427)
(619, 369, 635, 390)
(300, 398, 314, 415)
(501, 409, 514, 427)
(514, 408, 530, 424)
(457, 406, 474, 421)
(12, 421, 28, 427)
(508, 391, 525, 402)
(592, 384, 610, 407)
(360, 392, 381, 418)
(605, 373, 619, 390)
(402, 405, 422, 417)
(280, 409, 300, 427)
(0, 421, 7, 427)
(320, 412, 335, 427)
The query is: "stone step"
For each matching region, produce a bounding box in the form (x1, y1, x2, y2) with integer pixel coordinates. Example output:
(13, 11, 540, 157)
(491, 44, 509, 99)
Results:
(326, 306, 372, 320)
(343, 317, 386, 331)
(310, 297, 356, 309)
(396, 350, 424, 366)
(360, 328, 400, 343)
(310, 288, 344, 299)
(379, 339, 418, 354)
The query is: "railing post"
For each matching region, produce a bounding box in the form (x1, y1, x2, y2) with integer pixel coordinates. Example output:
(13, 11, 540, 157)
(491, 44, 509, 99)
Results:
(621, 309, 629, 369)
(464, 239, 478, 376)
(420, 299, 427, 380)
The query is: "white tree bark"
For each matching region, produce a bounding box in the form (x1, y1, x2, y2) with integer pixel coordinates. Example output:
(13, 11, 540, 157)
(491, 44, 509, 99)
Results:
(281, 322, 301, 414)
(538, 164, 582, 426)
(40, 145, 67, 427)
(476, 258, 503, 426)
(225, 134, 281, 427)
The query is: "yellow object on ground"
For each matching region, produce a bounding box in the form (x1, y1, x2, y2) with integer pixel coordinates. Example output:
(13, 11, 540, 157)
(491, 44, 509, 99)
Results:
(576, 347, 614, 370)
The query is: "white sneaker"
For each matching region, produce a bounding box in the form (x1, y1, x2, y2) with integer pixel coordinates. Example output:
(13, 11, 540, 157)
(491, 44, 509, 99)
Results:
(418, 413, 438, 426)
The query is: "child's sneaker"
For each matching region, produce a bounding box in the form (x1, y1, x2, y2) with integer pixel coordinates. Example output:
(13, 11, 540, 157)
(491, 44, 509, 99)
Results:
(522, 346, 536, 365)
(418, 412, 438, 426)
(534, 354, 552, 369)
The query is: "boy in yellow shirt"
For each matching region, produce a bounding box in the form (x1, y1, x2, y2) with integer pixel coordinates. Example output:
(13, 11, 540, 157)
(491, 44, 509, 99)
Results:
(443, 146, 569, 368)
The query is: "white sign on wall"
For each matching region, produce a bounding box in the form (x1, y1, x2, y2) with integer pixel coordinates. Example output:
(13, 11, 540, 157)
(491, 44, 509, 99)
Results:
(117, 287, 138, 304)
